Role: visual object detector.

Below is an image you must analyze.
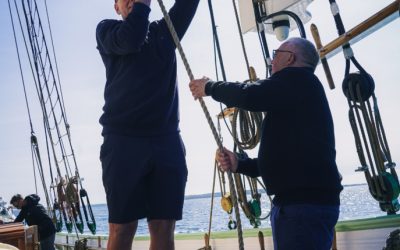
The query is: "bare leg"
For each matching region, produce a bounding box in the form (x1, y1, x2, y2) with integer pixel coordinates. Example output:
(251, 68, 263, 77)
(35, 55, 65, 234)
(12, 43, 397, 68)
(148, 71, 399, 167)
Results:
(148, 219, 176, 250)
(107, 221, 138, 250)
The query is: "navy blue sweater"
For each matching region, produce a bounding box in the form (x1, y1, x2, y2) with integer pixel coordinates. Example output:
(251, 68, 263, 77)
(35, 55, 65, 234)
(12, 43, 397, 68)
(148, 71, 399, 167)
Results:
(14, 194, 56, 240)
(96, 0, 199, 136)
(206, 67, 343, 206)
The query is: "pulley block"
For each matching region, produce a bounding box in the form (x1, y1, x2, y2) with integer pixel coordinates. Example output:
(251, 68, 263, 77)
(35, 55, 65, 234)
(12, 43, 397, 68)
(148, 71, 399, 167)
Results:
(221, 194, 233, 213)
(342, 71, 375, 102)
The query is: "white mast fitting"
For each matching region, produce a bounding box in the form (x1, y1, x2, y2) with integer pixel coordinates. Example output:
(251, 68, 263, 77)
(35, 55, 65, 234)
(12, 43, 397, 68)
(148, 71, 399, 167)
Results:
(238, 0, 313, 40)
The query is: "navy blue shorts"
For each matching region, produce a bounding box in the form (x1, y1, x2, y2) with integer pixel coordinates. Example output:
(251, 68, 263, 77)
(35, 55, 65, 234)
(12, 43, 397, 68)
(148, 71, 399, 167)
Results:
(100, 133, 188, 224)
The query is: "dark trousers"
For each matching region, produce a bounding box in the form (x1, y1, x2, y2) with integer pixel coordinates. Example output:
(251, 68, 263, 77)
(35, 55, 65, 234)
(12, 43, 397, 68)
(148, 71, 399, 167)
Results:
(271, 204, 339, 250)
(40, 233, 55, 250)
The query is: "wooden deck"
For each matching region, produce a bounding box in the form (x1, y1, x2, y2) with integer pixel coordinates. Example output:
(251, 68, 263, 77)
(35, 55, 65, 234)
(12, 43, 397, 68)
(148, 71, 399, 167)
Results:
(55, 214, 400, 249)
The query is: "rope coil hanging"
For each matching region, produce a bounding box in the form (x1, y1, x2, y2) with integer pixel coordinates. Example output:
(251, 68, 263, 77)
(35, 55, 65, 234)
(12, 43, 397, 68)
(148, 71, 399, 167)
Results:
(206, 0, 271, 236)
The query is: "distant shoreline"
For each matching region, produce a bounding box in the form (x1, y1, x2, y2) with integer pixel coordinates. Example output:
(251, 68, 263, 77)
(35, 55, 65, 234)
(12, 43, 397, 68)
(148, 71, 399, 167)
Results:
(91, 183, 367, 205)
(184, 183, 367, 200)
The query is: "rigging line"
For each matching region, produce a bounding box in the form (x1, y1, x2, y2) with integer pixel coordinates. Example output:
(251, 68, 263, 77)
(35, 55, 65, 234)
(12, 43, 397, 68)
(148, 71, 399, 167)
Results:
(29, 33, 74, 179)
(255, 178, 272, 220)
(156, 1, 244, 249)
(21, 0, 51, 119)
(373, 96, 393, 164)
(44, 120, 62, 178)
(210, 0, 263, 151)
(209, 0, 240, 143)
(252, 2, 272, 77)
(32, 147, 38, 195)
(207, 0, 227, 81)
(207, 161, 219, 247)
(212, 34, 219, 81)
(18, 0, 67, 187)
(43, 80, 57, 105)
(364, 99, 386, 172)
(44, 0, 68, 124)
(45, 97, 61, 124)
(38, 38, 46, 66)
(43, 0, 69, 123)
(206, 0, 240, 142)
(208, 0, 231, 139)
(231, 0, 251, 78)
(10, 0, 53, 211)
(28, 1, 67, 134)
(33, 142, 52, 209)
(45, 68, 53, 87)
(28, 4, 82, 178)
(256, 27, 269, 77)
(12, 0, 64, 205)
(7, 0, 35, 133)
(344, 64, 380, 175)
(348, 83, 377, 177)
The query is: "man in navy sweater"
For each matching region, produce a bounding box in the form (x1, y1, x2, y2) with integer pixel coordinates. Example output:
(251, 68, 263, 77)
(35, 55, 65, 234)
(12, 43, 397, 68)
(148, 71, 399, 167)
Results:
(96, 0, 199, 249)
(189, 37, 343, 250)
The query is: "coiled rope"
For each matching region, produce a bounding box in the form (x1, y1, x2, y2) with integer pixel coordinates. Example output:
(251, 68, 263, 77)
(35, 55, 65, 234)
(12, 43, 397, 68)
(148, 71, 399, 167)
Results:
(230, 0, 264, 150)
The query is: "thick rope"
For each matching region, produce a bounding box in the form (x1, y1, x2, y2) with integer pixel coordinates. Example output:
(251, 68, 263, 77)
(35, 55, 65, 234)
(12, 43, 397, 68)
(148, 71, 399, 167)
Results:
(232, 110, 263, 150)
(156, 0, 244, 248)
(329, 0, 399, 213)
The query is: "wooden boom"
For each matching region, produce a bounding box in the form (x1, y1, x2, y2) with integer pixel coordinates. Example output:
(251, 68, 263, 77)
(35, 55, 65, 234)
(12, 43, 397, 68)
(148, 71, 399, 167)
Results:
(319, 0, 400, 58)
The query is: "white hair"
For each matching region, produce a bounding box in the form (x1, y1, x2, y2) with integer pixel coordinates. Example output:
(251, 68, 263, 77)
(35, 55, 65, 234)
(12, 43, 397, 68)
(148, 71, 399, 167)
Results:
(287, 37, 320, 70)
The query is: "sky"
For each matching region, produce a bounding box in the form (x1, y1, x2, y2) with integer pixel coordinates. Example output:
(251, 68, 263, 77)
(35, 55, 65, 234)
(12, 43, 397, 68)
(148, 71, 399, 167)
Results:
(0, 0, 399, 205)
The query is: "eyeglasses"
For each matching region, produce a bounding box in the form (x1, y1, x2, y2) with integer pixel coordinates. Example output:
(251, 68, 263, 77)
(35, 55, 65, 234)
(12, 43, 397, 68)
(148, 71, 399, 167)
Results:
(272, 49, 294, 59)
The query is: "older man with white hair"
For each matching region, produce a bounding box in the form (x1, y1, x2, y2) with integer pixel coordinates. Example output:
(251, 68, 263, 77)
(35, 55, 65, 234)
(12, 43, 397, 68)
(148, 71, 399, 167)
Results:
(189, 37, 343, 250)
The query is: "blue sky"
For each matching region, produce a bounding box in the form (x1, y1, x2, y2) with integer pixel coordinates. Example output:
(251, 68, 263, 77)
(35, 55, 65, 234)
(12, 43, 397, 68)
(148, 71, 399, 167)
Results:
(0, 0, 399, 205)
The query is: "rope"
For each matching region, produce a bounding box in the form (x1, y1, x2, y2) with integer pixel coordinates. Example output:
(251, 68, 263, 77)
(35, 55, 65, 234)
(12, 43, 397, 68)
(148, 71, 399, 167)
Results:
(205, 161, 218, 249)
(252, 1, 273, 77)
(231, 109, 263, 150)
(9, 0, 96, 235)
(155, 0, 244, 248)
(231, 0, 251, 77)
(231, 0, 265, 150)
(328, 0, 399, 213)
(209, 0, 267, 231)
(8, 0, 54, 212)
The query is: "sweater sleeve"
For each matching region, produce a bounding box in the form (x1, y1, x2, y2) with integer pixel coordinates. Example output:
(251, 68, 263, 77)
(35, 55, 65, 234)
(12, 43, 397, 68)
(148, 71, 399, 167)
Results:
(167, 0, 200, 41)
(96, 3, 151, 55)
(14, 209, 26, 223)
(236, 157, 260, 178)
(205, 68, 314, 112)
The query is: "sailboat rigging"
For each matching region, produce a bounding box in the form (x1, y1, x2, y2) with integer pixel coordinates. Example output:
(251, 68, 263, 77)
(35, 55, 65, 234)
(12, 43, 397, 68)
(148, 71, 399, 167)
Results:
(7, 0, 96, 235)
(1, 0, 399, 249)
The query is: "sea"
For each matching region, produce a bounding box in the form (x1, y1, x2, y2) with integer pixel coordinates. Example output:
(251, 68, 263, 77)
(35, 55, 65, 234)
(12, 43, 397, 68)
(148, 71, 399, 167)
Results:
(80, 184, 390, 236)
